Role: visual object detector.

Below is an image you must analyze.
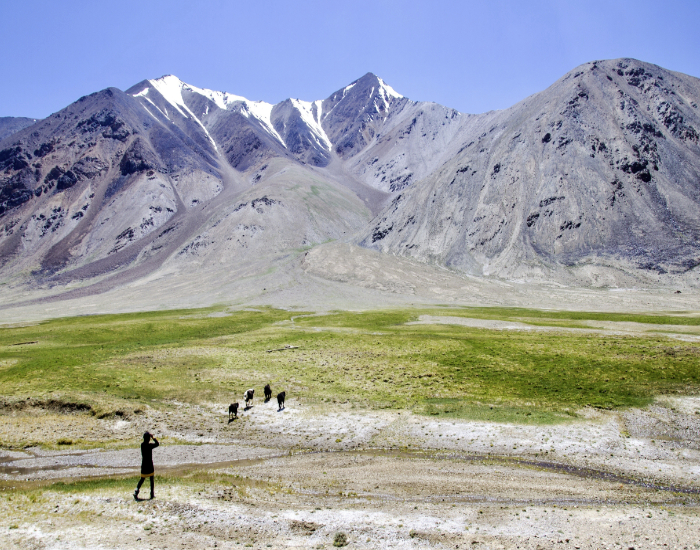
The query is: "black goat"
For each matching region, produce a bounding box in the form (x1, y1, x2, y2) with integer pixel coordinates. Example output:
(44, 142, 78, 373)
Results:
(277, 391, 286, 411)
(264, 384, 272, 402)
(228, 402, 239, 421)
(244, 388, 255, 409)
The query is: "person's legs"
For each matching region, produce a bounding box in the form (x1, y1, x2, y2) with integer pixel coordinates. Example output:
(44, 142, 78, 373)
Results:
(135, 476, 145, 499)
(149, 475, 155, 499)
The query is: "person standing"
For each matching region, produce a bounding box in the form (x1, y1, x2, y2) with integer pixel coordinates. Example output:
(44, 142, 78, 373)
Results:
(134, 432, 159, 500)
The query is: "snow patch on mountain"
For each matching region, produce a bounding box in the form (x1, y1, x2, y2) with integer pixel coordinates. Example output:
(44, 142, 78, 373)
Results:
(290, 99, 332, 150)
(378, 77, 402, 99)
(340, 82, 357, 99)
(140, 103, 161, 122)
(146, 75, 190, 119)
(242, 101, 286, 147)
(182, 84, 247, 110)
(142, 95, 171, 121)
(135, 76, 220, 152)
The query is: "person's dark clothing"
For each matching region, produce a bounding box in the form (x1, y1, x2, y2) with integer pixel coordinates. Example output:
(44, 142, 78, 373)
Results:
(135, 437, 159, 499)
(136, 472, 154, 496)
(140, 439, 159, 475)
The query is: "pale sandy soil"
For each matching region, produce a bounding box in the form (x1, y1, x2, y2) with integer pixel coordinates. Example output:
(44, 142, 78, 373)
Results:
(2, 242, 700, 325)
(408, 315, 700, 342)
(3, 454, 699, 550)
(2, 396, 700, 549)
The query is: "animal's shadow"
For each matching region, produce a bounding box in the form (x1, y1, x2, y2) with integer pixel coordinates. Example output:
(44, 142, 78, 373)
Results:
(264, 397, 271, 403)
(227, 417, 238, 424)
(244, 405, 253, 411)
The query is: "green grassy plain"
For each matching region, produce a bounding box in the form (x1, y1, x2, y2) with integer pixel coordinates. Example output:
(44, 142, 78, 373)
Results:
(1, 307, 699, 423)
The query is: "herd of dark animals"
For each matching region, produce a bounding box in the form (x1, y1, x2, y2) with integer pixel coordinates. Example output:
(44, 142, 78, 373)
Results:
(228, 384, 285, 421)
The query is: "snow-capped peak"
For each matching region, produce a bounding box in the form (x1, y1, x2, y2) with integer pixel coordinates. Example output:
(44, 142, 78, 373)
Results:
(240, 100, 286, 146)
(146, 75, 189, 118)
(131, 75, 286, 148)
(135, 75, 220, 151)
(181, 83, 247, 110)
(335, 74, 402, 102)
(141, 75, 248, 114)
(129, 73, 404, 154)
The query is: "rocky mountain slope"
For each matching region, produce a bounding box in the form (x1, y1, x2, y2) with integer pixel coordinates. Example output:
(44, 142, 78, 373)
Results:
(361, 59, 700, 283)
(1, 59, 699, 310)
(0, 117, 40, 141)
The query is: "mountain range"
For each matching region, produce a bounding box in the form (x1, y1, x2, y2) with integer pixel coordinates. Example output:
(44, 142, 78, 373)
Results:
(1, 58, 699, 314)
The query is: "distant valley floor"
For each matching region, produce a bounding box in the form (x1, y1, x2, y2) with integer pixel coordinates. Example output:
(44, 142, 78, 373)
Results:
(1, 242, 699, 324)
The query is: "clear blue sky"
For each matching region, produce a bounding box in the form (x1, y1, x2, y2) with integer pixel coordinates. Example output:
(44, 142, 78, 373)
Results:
(3, 0, 699, 118)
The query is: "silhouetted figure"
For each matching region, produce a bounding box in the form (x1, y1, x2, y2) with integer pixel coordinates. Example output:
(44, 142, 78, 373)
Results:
(228, 402, 239, 421)
(264, 384, 272, 402)
(277, 391, 286, 411)
(134, 432, 159, 500)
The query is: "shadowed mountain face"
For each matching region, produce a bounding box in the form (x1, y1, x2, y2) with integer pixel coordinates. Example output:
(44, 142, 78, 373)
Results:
(1, 59, 699, 305)
(0, 86, 225, 283)
(0, 117, 40, 141)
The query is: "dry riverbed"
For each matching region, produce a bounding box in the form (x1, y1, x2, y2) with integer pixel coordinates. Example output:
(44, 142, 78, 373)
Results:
(2, 396, 700, 549)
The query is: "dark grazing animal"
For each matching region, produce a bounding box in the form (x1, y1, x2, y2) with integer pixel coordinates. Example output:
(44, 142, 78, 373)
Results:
(228, 402, 239, 420)
(264, 384, 272, 402)
(244, 388, 255, 408)
(277, 391, 286, 411)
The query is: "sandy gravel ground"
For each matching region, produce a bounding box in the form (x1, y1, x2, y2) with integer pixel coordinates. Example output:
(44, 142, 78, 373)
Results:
(3, 241, 700, 325)
(408, 315, 700, 342)
(2, 396, 700, 549)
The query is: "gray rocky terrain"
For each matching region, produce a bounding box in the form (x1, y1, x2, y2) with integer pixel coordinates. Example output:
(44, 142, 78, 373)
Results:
(0, 117, 39, 141)
(1, 59, 699, 315)
(3, 396, 700, 549)
(362, 60, 700, 285)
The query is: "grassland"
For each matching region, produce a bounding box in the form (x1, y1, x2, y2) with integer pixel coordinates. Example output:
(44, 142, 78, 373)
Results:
(1, 306, 699, 424)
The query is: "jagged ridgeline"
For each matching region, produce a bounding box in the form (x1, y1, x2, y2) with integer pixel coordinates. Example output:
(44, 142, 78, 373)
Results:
(1, 59, 699, 299)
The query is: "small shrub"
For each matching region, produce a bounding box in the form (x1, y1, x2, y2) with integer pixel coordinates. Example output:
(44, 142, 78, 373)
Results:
(57, 439, 73, 445)
(333, 532, 348, 547)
